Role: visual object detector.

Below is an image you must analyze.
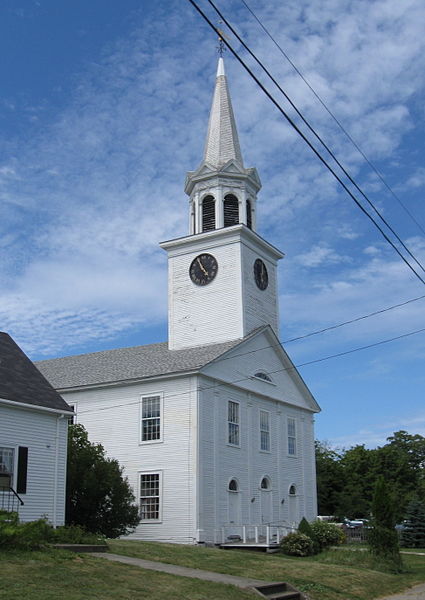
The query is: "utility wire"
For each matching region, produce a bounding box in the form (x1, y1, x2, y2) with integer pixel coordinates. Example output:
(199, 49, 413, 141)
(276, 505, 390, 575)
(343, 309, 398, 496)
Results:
(187, 0, 425, 285)
(240, 0, 425, 238)
(206, 0, 425, 277)
(76, 324, 425, 416)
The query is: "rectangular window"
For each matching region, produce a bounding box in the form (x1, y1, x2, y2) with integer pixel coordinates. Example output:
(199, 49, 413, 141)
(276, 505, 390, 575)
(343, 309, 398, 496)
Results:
(0, 447, 14, 488)
(141, 395, 161, 442)
(68, 404, 76, 424)
(140, 473, 160, 521)
(288, 417, 296, 455)
(228, 401, 240, 446)
(260, 410, 270, 451)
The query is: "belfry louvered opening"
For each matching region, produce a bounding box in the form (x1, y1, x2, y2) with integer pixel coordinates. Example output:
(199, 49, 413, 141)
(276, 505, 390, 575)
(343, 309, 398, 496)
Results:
(246, 199, 252, 229)
(202, 195, 215, 231)
(224, 194, 239, 227)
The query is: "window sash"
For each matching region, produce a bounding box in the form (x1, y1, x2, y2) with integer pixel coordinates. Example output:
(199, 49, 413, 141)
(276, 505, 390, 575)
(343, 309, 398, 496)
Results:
(260, 410, 270, 451)
(140, 473, 160, 520)
(287, 418, 296, 455)
(141, 396, 161, 442)
(228, 401, 240, 446)
(0, 447, 14, 476)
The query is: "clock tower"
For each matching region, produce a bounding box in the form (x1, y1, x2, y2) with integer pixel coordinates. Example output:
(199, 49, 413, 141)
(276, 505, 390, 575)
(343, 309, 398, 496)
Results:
(160, 58, 284, 351)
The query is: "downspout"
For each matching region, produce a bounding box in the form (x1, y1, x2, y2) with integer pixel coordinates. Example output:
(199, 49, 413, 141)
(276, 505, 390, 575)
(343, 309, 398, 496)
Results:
(52, 414, 64, 528)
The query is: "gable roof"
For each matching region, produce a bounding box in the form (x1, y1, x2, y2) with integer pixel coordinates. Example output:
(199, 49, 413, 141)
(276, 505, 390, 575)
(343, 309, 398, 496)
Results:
(0, 332, 72, 412)
(36, 337, 245, 390)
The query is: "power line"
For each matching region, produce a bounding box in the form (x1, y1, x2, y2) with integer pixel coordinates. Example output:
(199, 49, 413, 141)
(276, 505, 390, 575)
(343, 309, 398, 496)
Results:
(76, 324, 425, 417)
(240, 0, 425, 238)
(187, 0, 425, 286)
(205, 0, 425, 278)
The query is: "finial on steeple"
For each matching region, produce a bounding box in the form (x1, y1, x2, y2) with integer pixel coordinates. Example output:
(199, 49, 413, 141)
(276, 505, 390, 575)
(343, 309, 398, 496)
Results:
(216, 22, 228, 57)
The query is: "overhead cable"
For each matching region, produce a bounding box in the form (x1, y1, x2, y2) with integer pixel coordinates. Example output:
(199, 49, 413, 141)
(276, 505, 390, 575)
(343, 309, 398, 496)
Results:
(205, 0, 425, 278)
(240, 0, 425, 238)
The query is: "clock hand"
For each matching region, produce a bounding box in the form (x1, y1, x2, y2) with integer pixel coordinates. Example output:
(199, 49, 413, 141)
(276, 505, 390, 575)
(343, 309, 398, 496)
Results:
(197, 257, 208, 276)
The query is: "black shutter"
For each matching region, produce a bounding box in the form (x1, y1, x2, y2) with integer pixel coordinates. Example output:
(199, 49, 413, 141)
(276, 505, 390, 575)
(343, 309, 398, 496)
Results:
(17, 447, 28, 494)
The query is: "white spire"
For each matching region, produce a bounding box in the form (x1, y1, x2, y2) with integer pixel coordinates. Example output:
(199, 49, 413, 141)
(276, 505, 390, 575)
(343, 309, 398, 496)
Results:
(203, 57, 243, 168)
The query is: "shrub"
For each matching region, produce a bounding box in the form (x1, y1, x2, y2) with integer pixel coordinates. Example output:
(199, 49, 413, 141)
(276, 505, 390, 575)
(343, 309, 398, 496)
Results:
(51, 524, 105, 545)
(0, 512, 51, 550)
(280, 532, 315, 557)
(310, 520, 345, 550)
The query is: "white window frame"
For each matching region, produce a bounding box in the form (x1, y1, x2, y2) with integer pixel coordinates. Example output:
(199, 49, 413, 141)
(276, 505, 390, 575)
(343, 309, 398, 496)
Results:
(227, 400, 240, 447)
(287, 417, 297, 456)
(139, 471, 162, 523)
(0, 446, 16, 489)
(139, 393, 164, 445)
(259, 410, 271, 452)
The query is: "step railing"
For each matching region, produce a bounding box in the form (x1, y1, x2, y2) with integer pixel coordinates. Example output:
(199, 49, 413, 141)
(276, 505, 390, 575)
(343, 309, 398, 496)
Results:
(0, 486, 24, 514)
(218, 522, 296, 545)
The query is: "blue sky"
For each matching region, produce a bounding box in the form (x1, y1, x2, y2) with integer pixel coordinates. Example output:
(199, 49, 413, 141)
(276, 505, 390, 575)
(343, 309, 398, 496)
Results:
(1, 0, 425, 449)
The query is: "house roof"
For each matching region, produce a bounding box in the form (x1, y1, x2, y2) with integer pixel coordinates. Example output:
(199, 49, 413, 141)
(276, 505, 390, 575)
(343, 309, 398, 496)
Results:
(36, 337, 244, 390)
(0, 332, 72, 412)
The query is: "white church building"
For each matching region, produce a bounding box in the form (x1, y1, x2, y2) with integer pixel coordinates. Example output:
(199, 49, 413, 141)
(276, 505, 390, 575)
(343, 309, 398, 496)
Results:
(38, 58, 320, 544)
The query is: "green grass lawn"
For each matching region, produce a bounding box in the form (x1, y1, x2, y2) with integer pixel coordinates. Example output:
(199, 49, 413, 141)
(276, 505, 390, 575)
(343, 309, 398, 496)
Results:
(0, 549, 254, 600)
(1, 542, 425, 600)
(108, 540, 425, 600)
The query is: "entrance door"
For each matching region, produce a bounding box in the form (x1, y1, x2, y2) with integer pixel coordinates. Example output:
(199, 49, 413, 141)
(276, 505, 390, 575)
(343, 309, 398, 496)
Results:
(260, 477, 272, 524)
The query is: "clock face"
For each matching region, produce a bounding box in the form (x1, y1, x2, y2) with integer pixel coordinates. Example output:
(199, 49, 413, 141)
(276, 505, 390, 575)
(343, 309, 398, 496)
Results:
(189, 253, 218, 286)
(254, 258, 268, 290)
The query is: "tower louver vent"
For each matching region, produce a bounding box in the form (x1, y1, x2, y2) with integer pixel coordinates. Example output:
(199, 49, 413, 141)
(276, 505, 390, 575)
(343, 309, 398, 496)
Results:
(224, 194, 239, 227)
(202, 195, 216, 231)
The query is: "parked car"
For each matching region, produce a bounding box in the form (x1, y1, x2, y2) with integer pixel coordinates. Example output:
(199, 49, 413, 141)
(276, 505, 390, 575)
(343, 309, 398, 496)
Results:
(344, 518, 367, 529)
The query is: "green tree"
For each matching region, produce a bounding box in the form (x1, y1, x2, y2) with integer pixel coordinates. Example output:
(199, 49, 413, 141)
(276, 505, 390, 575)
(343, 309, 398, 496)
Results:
(401, 499, 425, 548)
(315, 441, 345, 516)
(368, 476, 402, 571)
(66, 424, 140, 538)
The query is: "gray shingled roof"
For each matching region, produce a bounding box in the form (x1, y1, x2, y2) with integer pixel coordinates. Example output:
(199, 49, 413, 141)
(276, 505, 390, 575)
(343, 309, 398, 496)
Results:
(36, 338, 243, 390)
(0, 332, 72, 412)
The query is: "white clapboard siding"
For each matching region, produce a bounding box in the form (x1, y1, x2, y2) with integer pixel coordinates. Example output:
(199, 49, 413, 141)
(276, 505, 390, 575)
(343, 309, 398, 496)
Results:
(63, 374, 199, 544)
(0, 404, 68, 525)
(197, 373, 317, 542)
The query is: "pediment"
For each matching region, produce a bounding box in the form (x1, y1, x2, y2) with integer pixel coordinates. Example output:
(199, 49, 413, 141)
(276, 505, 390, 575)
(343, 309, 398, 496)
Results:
(200, 326, 320, 413)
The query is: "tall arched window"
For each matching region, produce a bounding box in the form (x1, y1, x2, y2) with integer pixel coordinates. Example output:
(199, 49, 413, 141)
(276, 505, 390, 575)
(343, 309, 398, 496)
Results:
(202, 195, 215, 232)
(246, 199, 252, 229)
(228, 479, 239, 492)
(261, 476, 271, 490)
(224, 194, 239, 227)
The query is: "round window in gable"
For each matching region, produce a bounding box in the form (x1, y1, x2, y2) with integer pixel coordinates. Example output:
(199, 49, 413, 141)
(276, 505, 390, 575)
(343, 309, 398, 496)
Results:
(254, 372, 272, 382)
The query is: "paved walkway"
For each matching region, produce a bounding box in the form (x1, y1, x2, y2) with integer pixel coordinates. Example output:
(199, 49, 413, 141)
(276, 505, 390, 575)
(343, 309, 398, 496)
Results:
(91, 552, 268, 589)
(378, 583, 425, 600)
(92, 552, 425, 599)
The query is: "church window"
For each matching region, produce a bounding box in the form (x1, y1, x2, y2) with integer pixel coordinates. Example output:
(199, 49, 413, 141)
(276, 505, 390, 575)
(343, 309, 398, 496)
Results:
(140, 395, 162, 443)
(224, 194, 239, 227)
(228, 400, 240, 446)
(228, 478, 239, 492)
(202, 195, 215, 231)
(289, 484, 296, 496)
(246, 199, 252, 229)
(287, 417, 296, 456)
(140, 473, 161, 520)
(254, 371, 272, 383)
(260, 476, 271, 490)
(260, 410, 270, 452)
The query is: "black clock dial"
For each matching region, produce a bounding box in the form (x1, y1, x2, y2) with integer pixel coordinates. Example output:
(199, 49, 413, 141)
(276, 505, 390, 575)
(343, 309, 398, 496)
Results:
(254, 258, 268, 290)
(189, 253, 218, 286)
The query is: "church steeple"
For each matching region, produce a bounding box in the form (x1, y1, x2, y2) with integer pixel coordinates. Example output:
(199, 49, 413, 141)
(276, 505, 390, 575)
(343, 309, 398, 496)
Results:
(161, 57, 283, 351)
(203, 57, 244, 169)
(185, 57, 261, 235)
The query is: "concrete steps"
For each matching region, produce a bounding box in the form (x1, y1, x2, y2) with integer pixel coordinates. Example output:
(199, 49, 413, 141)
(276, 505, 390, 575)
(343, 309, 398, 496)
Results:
(253, 582, 305, 600)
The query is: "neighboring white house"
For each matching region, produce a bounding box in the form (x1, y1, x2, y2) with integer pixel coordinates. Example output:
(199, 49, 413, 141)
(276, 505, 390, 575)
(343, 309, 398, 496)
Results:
(37, 58, 321, 544)
(0, 332, 73, 525)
